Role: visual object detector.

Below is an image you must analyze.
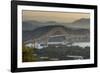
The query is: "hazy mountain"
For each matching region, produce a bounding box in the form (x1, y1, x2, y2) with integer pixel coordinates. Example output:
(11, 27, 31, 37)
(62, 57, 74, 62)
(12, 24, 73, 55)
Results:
(22, 18, 90, 42)
(74, 18, 90, 24)
(23, 25, 64, 41)
(22, 18, 90, 31)
(22, 20, 45, 31)
(66, 18, 90, 29)
(23, 25, 89, 42)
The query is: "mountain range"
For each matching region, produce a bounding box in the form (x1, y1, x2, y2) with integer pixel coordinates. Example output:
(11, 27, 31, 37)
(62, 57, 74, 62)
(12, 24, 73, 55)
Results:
(22, 25, 90, 42)
(22, 18, 90, 31)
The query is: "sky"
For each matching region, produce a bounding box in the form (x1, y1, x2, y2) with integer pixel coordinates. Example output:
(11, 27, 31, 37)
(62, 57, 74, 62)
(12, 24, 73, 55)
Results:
(22, 10, 90, 23)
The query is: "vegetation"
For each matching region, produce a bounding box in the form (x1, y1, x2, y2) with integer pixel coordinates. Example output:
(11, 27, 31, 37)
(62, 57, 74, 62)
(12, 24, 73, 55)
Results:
(36, 46, 90, 60)
(22, 44, 38, 62)
(22, 44, 90, 62)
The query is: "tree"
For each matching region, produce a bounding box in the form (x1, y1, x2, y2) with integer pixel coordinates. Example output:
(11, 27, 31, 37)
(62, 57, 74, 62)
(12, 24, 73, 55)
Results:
(22, 44, 38, 62)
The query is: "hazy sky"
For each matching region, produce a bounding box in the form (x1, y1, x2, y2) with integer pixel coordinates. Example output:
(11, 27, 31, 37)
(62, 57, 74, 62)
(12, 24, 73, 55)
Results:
(22, 10, 90, 23)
